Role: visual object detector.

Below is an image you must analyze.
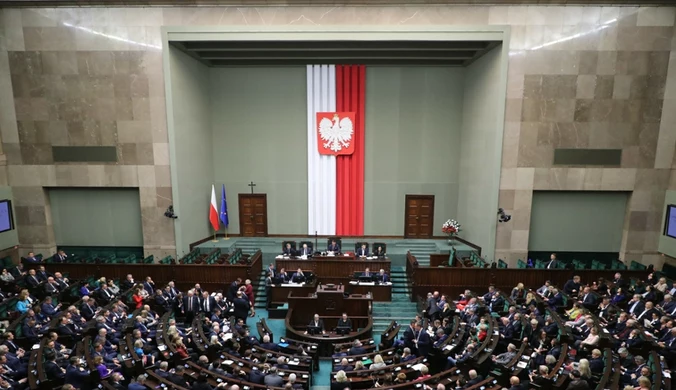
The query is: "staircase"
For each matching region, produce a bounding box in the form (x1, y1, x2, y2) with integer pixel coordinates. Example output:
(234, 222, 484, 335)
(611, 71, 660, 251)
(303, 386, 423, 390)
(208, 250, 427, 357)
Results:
(372, 266, 419, 334)
(234, 239, 270, 255)
(254, 270, 268, 309)
(394, 241, 437, 266)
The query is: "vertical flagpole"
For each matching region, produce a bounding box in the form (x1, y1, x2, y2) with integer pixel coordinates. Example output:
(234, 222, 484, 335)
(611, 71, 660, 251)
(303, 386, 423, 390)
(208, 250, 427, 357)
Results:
(212, 229, 217, 242)
(223, 226, 229, 240)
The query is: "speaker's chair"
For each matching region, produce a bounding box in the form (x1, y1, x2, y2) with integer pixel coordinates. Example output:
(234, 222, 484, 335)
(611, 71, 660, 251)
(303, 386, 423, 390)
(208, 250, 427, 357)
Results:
(298, 241, 314, 255)
(327, 237, 342, 251)
(355, 242, 370, 254)
(282, 241, 297, 251)
(372, 242, 387, 256)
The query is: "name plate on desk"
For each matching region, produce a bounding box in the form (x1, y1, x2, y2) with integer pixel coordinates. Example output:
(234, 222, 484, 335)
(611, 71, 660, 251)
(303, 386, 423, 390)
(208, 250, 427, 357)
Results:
(358, 282, 376, 286)
(281, 283, 304, 287)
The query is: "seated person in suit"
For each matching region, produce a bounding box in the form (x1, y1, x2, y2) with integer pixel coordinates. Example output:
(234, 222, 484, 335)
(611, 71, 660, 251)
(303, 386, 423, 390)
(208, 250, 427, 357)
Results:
(24, 252, 41, 264)
(373, 245, 386, 257)
(25, 269, 40, 288)
(328, 240, 340, 253)
(348, 340, 366, 355)
(278, 268, 290, 283)
(305, 313, 325, 335)
(282, 243, 295, 256)
(377, 269, 390, 283)
(356, 244, 369, 257)
(298, 244, 312, 257)
(362, 268, 373, 279)
(334, 358, 353, 372)
(336, 313, 352, 331)
(291, 268, 306, 284)
(52, 250, 68, 263)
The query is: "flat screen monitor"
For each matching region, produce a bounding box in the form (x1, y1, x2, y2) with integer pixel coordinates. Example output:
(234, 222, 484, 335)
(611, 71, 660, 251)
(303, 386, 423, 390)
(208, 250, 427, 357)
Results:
(335, 326, 350, 335)
(359, 275, 375, 283)
(306, 325, 322, 335)
(665, 204, 676, 239)
(0, 200, 14, 233)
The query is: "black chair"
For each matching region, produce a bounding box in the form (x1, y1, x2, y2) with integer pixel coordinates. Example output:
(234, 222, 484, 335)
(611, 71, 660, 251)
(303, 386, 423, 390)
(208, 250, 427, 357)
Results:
(355, 242, 370, 256)
(327, 237, 342, 251)
(372, 242, 387, 257)
(298, 241, 314, 255)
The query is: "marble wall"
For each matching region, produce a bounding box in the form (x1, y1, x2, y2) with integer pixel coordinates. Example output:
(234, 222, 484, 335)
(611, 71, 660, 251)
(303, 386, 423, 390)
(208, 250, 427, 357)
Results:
(0, 5, 674, 264)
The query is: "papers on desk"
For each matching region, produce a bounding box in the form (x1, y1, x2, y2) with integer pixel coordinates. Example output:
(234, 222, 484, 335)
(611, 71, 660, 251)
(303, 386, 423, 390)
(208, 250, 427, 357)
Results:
(222, 333, 233, 341)
(300, 255, 308, 260)
(222, 360, 234, 365)
(326, 252, 335, 257)
(412, 363, 426, 371)
(517, 361, 528, 369)
(444, 345, 453, 351)
(275, 255, 283, 259)
(281, 283, 304, 287)
(288, 360, 299, 365)
(359, 282, 375, 286)
(349, 281, 391, 286)
(343, 253, 350, 257)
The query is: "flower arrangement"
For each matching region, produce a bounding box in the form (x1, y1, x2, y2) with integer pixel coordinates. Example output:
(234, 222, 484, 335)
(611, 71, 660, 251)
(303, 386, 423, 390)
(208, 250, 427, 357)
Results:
(442, 219, 461, 237)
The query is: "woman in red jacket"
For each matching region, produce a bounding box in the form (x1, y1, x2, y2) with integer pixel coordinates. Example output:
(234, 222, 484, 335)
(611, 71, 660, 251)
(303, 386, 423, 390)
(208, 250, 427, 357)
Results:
(132, 287, 144, 309)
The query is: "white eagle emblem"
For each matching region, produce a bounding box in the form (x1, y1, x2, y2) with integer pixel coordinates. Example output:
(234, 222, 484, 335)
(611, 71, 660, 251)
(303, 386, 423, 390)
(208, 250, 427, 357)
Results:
(319, 114, 354, 153)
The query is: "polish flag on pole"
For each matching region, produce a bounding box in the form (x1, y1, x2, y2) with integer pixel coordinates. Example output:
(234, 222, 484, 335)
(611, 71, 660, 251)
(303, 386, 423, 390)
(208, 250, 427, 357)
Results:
(209, 184, 219, 231)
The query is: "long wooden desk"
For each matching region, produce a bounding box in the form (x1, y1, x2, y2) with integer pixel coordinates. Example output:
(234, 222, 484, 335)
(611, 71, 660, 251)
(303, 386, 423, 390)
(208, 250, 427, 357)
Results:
(270, 281, 318, 304)
(347, 281, 392, 302)
(44, 251, 262, 293)
(406, 252, 650, 300)
(275, 256, 390, 284)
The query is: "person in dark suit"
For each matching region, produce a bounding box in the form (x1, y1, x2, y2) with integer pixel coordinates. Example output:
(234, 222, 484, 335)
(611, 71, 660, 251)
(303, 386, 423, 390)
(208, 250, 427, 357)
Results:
(362, 268, 372, 279)
(44, 353, 65, 381)
(233, 291, 251, 323)
(24, 252, 40, 264)
(201, 291, 216, 313)
(291, 268, 306, 283)
(127, 375, 148, 390)
(466, 370, 484, 387)
(260, 335, 278, 351)
(98, 284, 114, 303)
(282, 243, 295, 256)
(166, 366, 190, 388)
(348, 340, 366, 355)
(52, 250, 68, 263)
(328, 240, 340, 253)
(579, 287, 597, 310)
(564, 276, 582, 295)
(120, 274, 136, 291)
(334, 358, 353, 372)
(414, 322, 431, 357)
(336, 313, 352, 330)
(635, 301, 657, 322)
(25, 269, 40, 288)
(627, 295, 645, 317)
(36, 266, 49, 281)
(373, 245, 385, 257)
(377, 269, 389, 283)
(545, 253, 558, 269)
(299, 244, 312, 257)
(64, 357, 90, 388)
(182, 290, 199, 324)
(247, 364, 266, 384)
(142, 277, 155, 295)
(426, 292, 440, 319)
(227, 278, 241, 302)
(277, 268, 289, 283)
(356, 244, 369, 257)
(306, 314, 325, 335)
(589, 349, 604, 374)
(41, 296, 60, 317)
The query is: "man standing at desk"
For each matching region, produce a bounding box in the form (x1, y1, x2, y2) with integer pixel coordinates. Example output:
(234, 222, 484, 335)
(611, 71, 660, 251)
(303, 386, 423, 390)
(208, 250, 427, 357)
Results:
(337, 313, 352, 330)
(328, 240, 340, 253)
(357, 244, 369, 257)
(305, 314, 325, 335)
(299, 244, 311, 257)
(377, 269, 389, 283)
(291, 268, 306, 283)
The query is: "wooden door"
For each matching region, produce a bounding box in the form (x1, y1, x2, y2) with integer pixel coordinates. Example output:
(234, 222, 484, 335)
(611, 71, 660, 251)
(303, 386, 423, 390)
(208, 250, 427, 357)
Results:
(238, 194, 268, 237)
(404, 195, 435, 238)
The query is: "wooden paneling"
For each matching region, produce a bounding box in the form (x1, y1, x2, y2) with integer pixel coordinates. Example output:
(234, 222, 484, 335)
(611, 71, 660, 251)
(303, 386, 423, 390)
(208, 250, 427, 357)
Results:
(44, 251, 263, 293)
(404, 195, 434, 238)
(409, 265, 650, 299)
(238, 194, 268, 237)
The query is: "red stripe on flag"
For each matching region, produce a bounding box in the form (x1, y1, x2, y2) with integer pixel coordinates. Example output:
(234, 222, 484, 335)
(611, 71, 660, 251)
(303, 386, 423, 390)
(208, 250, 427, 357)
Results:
(336, 65, 365, 236)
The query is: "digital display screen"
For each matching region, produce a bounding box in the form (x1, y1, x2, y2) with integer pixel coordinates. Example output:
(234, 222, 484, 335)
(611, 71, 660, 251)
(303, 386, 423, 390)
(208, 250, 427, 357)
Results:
(0, 200, 14, 233)
(664, 204, 676, 239)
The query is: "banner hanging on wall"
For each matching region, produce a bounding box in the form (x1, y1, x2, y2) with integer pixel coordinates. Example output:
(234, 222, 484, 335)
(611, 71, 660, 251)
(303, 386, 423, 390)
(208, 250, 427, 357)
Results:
(316, 112, 355, 156)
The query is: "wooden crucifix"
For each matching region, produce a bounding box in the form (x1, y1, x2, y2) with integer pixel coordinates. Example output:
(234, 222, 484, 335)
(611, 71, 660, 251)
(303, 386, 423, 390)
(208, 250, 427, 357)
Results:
(248, 181, 256, 194)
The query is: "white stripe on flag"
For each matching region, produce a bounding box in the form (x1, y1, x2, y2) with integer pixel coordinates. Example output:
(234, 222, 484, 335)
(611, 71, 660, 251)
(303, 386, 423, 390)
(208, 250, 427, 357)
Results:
(307, 65, 336, 235)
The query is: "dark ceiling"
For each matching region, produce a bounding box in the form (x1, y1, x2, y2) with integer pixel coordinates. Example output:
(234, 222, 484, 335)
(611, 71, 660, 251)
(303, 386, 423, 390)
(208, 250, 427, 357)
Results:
(1, 0, 674, 6)
(171, 40, 500, 67)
